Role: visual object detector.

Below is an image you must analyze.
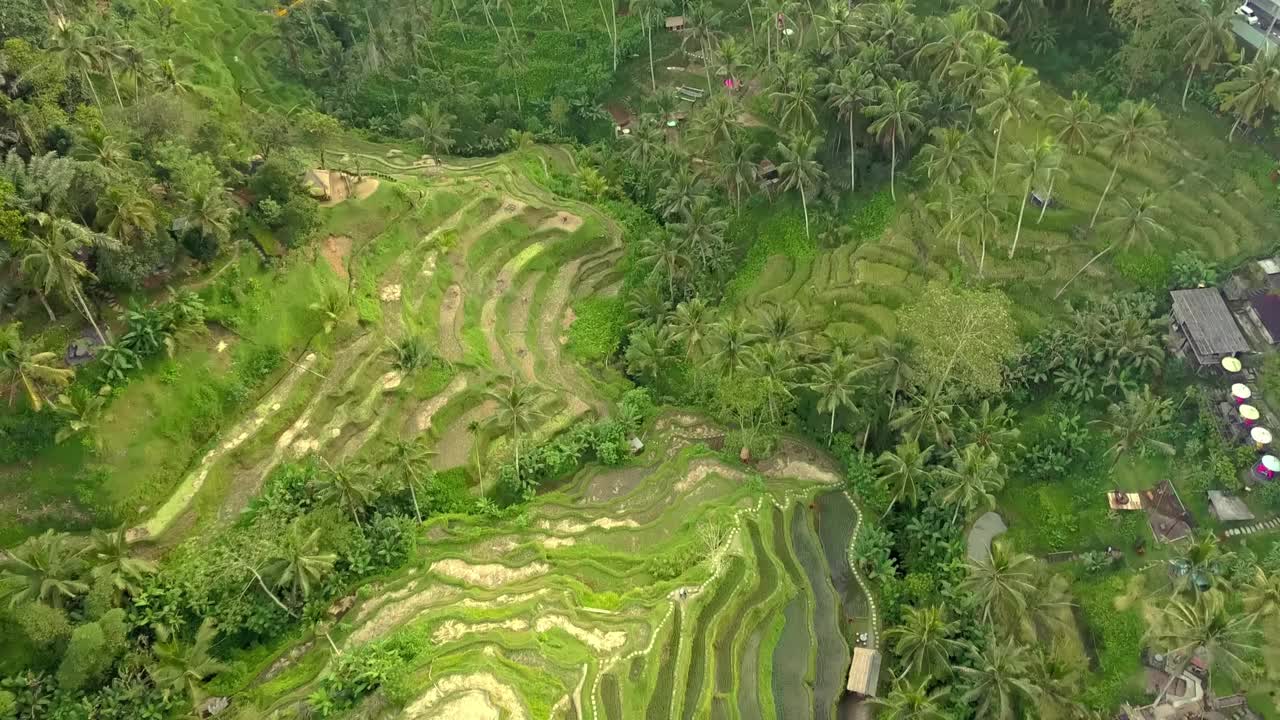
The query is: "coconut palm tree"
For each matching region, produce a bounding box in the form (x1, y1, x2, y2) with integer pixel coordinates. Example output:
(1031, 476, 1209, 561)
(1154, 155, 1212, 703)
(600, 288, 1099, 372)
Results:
(180, 185, 236, 249)
(977, 64, 1040, 183)
(150, 618, 229, 713)
(312, 459, 378, 531)
(684, 0, 724, 91)
(824, 64, 875, 193)
(866, 80, 924, 201)
(622, 117, 668, 183)
(808, 347, 864, 442)
(1099, 385, 1174, 481)
(964, 541, 1037, 631)
(770, 64, 821, 133)
(484, 377, 549, 480)
(1006, 135, 1060, 259)
(1048, 91, 1100, 156)
(0, 530, 88, 609)
(87, 526, 155, 598)
(713, 36, 752, 91)
(670, 297, 714, 359)
(871, 676, 950, 720)
(1147, 594, 1258, 705)
(919, 126, 979, 221)
(631, 0, 673, 91)
(1215, 48, 1280, 141)
(494, 33, 528, 111)
(955, 637, 1040, 720)
(1169, 532, 1234, 597)
(775, 131, 827, 240)
(714, 136, 760, 212)
(21, 215, 110, 343)
(48, 17, 103, 107)
(691, 92, 741, 154)
(948, 33, 1009, 113)
(709, 316, 752, 376)
(1176, 0, 1237, 109)
(872, 335, 916, 430)
(947, 175, 1008, 276)
(1090, 100, 1166, 228)
(1058, 190, 1167, 299)
(260, 525, 337, 604)
(379, 436, 436, 522)
(816, 1, 859, 61)
(884, 605, 964, 678)
(1243, 566, 1280, 619)
(656, 165, 707, 221)
(402, 102, 457, 154)
(936, 443, 1004, 525)
(625, 323, 675, 385)
(0, 323, 73, 411)
(875, 440, 934, 515)
(917, 9, 983, 76)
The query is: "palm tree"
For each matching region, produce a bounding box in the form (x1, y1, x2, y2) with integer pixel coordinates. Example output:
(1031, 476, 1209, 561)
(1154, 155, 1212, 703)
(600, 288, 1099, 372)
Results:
(21, 215, 110, 343)
(260, 525, 337, 604)
(402, 102, 457, 154)
(808, 347, 864, 442)
(1098, 386, 1174, 478)
(1215, 48, 1280, 141)
(713, 36, 752, 91)
(1090, 100, 1166, 228)
(1057, 190, 1167, 299)
(866, 80, 924, 201)
(770, 65, 821, 133)
(691, 93, 741, 154)
(622, 118, 668, 182)
(883, 605, 964, 678)
(918, 9, 982, 76)
(956, 637, 1040, 720)
(180, 186, 236, 250)
(875, 440, 934, 515)
(710, 316, 752, 376)
(625, 324, 674, 385)
(631, 0, 672, 91)
(935, 443, 1004, 525)
(150, 618, 229, 713)
(484, 377, 549, 480)
(1169, 535, 1233, 601)
(871, 676, 950, 720)
(0, 323, 74, 411)
(0, 530, 88, 609)
(1048, 91, 1100, 157)
(656, 166, 707, 221)
(714, 137, 760, 211)
(1243, 566, 1280, 619)
(1006, 136, 1060, 259)
(872, 335, 916, 431)
(48, 17, 102, 108)
(919, 126, 979, 221)
(1147, 594, 1258, 704)
(684, 0, 724, 91)
(816, 2, 859, 61)
(87, 526, 155, 598)
(947, 175, 1008, 276)
(670, 297, 714, 359)
(379, 436, 436, 522)
(948, 33, 1009, 113)
(494, 33, 528, 112)
(824, 64, 875, 192)
(1176, 0, 1237, 109)
(775, 132, 827, 240)
(963, 541, 1037, 631)
(313, 459, 378, 530)
(977, 64, 1040, 183)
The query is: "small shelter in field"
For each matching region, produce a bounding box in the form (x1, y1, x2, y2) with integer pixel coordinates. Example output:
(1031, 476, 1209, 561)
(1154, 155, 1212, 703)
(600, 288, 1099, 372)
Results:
(1207, 490, 1255, 522)
(1170, 288, 1250, 368)
(1247, 291, 1280, 344)
(665, 15, 686, 30)
(846, 648, 881, 698)
(758, 159, 780, 185)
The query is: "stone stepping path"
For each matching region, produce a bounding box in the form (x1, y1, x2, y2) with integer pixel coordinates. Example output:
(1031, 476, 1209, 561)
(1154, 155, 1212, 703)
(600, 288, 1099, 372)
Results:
(1224, 517, 1280, 537)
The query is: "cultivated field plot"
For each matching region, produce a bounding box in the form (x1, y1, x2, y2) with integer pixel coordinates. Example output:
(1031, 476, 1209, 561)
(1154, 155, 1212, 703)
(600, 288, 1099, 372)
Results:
(244, 419, 872, 720)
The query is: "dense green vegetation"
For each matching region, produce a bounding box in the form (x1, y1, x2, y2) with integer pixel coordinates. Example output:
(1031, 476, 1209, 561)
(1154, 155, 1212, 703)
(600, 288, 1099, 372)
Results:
(4, 0, 1280, 716)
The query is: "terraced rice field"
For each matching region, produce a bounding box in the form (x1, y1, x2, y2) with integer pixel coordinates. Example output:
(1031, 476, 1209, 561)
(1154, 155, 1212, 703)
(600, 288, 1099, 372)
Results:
(120, 149, 878, 718)
(242, 421, 874, 719)
(736, 94, 1277, 340)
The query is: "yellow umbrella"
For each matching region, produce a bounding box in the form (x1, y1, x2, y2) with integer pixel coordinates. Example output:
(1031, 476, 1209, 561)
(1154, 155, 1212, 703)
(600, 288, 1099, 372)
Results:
(1232, 383, 1252, 401)
(1241, 404, 1261, 421)
(1252, 427, 1273, 447)
(1222, 357, 1243, 373)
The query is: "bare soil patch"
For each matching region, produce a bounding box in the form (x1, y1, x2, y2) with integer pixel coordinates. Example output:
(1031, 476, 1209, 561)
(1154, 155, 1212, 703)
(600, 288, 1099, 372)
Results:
(413, 375, 468, 433)
(535, 615, 627, 653)
(539, 211, 584, 233)
(544, 516, 639, 535)
(430, 558, 549, 588)
(346, 584, 459, 646)
(675, 460, 745, 495)
(433, 618, 529, 644)
(404, 674, 527, 720)
(321, 235, 352, 279)
(580, 466, 651, 503)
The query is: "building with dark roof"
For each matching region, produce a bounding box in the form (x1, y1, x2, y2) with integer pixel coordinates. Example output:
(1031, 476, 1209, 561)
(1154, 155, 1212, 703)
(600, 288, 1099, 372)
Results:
(1247, 291, 1280, 344)
(1170, 288, 1250, 366)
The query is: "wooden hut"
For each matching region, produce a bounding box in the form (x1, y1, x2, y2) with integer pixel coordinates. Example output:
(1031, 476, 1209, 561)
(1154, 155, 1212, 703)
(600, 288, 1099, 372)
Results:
(846, 648, 881, 698)
(665, 15, 686, 30)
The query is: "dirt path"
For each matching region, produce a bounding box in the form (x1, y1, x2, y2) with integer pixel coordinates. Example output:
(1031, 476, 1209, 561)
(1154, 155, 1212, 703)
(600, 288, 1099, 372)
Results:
(414, 375, 468, 433)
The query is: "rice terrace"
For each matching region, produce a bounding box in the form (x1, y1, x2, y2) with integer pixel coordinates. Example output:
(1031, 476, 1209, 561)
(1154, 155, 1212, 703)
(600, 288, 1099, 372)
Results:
(8, 0, 1280, 718)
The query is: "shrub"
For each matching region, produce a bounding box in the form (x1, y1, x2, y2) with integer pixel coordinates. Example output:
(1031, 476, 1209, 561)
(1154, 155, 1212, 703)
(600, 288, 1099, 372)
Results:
(13, 603, 70, 650)
(566, 297, 626, 362)
(1114, 251, 1172, 292)
(1170, 251, 1218, 289)
(846, 190, 895, 242)
(1077, 576, 1144, 710)
(57, 622, 108, 690)
(0, 690, 14, 720)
